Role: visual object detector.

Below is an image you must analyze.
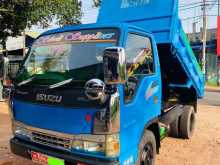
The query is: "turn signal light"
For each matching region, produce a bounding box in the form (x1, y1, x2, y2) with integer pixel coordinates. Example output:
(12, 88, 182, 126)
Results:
(105, 134, 120, 157)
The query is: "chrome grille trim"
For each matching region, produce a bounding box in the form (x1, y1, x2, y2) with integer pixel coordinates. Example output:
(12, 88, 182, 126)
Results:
(12, 121, 106, 150)
(31, 131, 72, 150)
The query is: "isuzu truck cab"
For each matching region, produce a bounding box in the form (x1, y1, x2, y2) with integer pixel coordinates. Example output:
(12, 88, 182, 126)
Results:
(8, 0, 204, 165)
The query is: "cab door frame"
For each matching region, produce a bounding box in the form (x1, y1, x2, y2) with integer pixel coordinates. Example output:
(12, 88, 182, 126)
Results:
(119, 27, 162, 165)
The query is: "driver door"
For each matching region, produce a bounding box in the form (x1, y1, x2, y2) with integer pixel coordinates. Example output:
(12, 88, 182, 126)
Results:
(120, 32, 161, 154)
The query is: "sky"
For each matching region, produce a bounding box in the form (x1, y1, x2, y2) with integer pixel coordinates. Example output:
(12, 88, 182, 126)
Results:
(31, 0, 219, 34)
(81, 0, 98, 23)
(179, 0, 218, 33)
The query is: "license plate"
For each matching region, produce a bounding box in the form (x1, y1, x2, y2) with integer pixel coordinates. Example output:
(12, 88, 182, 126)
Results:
(31, 151, 65, 165)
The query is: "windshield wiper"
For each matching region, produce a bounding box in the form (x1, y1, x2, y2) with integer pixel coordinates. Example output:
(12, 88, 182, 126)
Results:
(48, 78, 74, 89)
(17, 77, 74, 89)
(17, 77, 35, 87)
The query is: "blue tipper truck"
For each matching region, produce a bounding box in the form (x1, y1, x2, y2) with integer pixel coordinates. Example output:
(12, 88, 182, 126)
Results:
(9, 0, 204, 165)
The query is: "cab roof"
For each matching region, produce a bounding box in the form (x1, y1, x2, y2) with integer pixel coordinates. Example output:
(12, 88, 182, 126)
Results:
(39, 23, 152, 38)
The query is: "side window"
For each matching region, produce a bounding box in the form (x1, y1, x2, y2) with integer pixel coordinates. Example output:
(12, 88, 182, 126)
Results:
(124, 33, 154, 103)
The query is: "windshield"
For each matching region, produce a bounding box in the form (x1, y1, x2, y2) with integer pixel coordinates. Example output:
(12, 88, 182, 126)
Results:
(15, 29, 119, 86)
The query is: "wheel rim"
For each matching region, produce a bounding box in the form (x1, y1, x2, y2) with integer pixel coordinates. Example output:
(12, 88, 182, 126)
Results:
(141, 143, 154, 165)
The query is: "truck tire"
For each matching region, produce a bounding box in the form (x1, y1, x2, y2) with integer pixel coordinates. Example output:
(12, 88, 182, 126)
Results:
(169, 117, 180, 138)
(136, 130, 156, 165)
(179, 106, 196, 139)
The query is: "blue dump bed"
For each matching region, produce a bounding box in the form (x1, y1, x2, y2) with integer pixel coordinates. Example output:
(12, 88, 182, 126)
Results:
(97, 0, 204, 98)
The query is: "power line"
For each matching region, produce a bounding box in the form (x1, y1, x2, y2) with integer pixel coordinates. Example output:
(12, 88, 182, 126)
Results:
(181, 14, 218, 21)
(179, 0, 218, 26)
(179, 0, 217, 8)
(202, 0, 207, 79)
(180, 4, 203, 11)
(179, 2, 217, 11)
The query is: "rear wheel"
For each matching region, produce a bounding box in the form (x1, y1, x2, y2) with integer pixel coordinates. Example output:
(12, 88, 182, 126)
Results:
(136, 130, 156, 165)
(179, 106, 196, 139)
(169, 117, 180, 138)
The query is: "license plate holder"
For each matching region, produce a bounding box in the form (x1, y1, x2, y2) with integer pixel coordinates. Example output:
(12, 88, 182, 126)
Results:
(31, 151, 65, 165)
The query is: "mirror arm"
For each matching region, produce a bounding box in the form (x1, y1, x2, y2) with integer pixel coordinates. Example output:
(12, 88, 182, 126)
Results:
(105, 84, 117, 95)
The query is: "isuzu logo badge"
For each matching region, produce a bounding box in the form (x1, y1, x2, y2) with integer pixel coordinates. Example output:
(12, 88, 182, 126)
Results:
(36, 94, 62, 103)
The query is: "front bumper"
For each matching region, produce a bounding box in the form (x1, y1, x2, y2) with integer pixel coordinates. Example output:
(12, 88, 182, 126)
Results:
(10, 138, 119, 165)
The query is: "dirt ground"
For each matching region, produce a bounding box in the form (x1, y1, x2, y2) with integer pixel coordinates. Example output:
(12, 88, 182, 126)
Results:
(0, 102, 220, 165)
(205, 86, 220, 93)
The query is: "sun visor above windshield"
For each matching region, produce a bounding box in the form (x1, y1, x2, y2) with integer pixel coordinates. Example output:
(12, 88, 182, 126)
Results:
(34, 29, 119, 46)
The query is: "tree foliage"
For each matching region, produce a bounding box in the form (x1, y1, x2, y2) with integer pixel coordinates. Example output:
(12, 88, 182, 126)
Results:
(0, 0, 82, 47)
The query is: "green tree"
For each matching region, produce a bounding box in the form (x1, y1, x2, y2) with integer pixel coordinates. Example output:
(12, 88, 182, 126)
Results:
(0, 0, 82, 48)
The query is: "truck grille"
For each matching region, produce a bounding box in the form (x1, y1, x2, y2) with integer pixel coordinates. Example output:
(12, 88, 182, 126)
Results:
(31, 131, 72, 150)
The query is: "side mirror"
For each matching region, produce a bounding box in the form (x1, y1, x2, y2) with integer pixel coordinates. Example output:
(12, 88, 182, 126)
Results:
(103, 47, 126, 85)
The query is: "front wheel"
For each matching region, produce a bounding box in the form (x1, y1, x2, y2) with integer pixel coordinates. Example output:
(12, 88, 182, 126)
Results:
(136, 130, 156, 165)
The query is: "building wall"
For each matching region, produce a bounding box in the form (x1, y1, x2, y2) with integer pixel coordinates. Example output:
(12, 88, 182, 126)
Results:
(188, 28, 219, 85)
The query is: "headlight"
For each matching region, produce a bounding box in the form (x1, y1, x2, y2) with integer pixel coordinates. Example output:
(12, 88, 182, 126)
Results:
(72, 134, 120, 157)
(105, 134, 120, 157)
(72, 140, 105, 153)
(12, 122, 31, 139)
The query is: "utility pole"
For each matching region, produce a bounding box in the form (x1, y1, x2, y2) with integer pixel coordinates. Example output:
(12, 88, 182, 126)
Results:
(202, 0, 207, 81)
(218, 0, 220, 21)
(217, 0, 220, 86)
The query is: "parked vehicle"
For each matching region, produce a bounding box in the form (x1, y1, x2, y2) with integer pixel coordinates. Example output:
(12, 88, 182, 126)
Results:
(8, 0, 204, 165)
